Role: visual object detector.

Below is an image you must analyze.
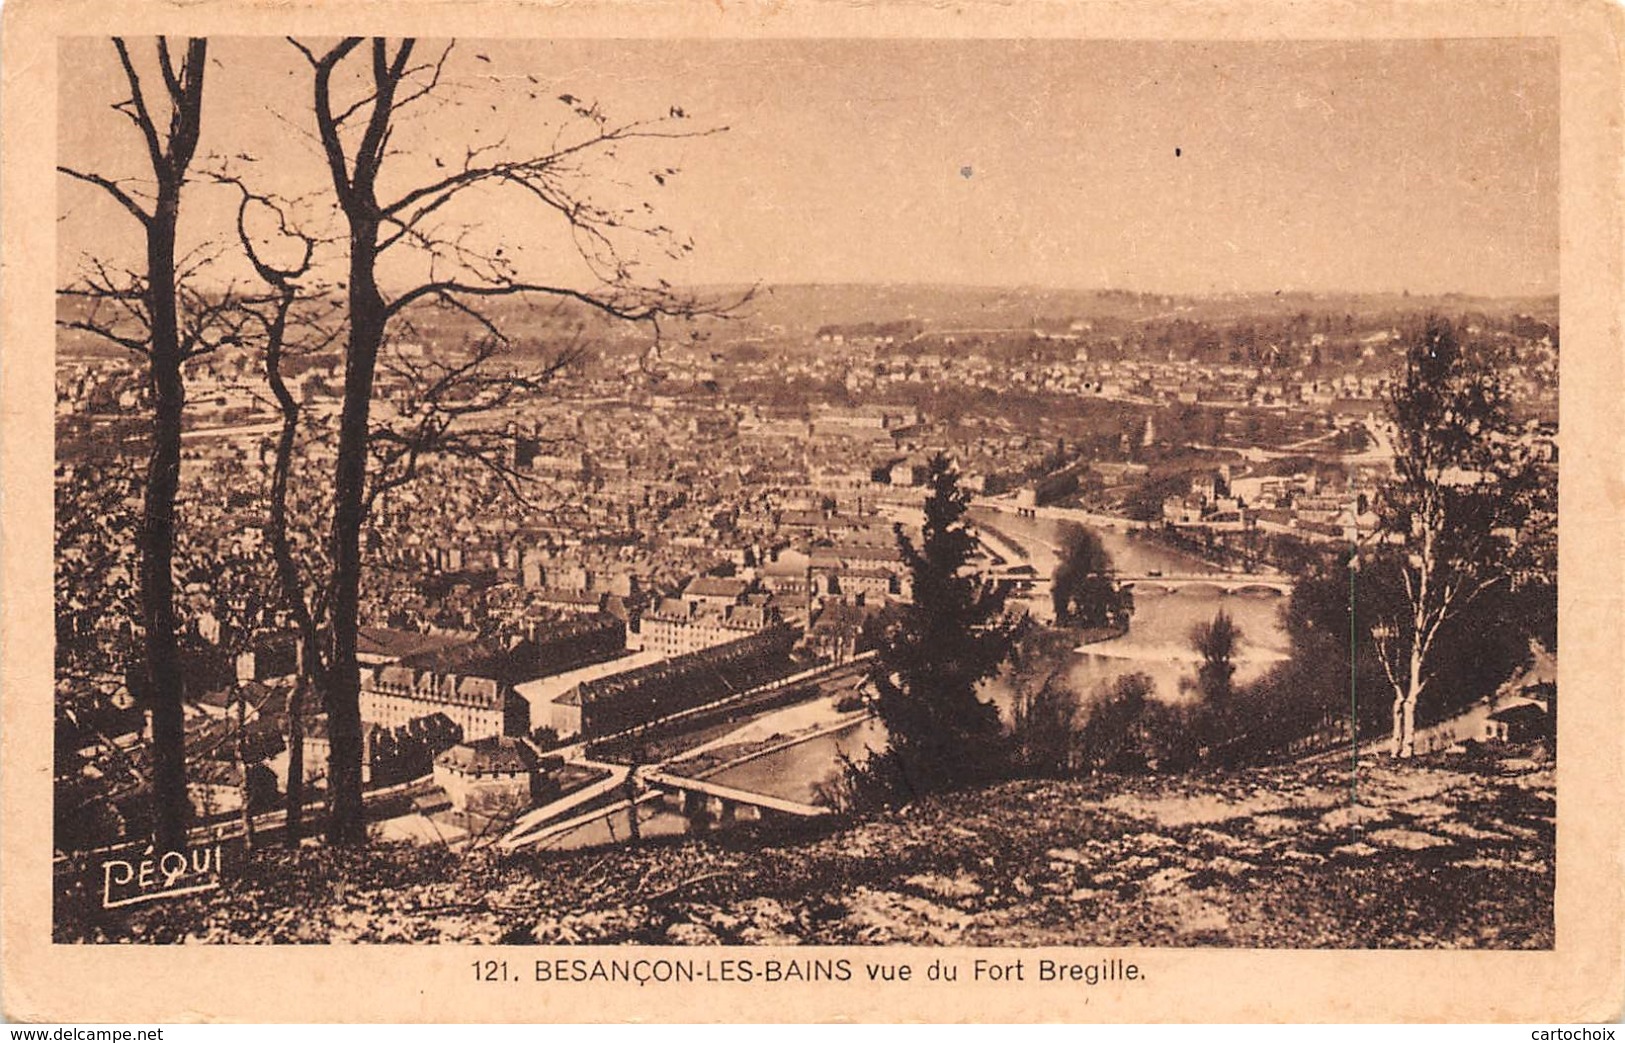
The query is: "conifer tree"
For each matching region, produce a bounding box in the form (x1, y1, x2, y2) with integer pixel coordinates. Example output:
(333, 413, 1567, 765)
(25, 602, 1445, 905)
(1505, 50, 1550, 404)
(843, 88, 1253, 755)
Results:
(870, 454, 1015, 794)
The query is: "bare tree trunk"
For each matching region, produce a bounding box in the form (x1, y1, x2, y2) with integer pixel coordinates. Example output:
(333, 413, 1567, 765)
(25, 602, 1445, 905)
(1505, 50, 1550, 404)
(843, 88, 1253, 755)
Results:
(59, 38, 211, 852)
(258, 280, 320, 845)
(142, 187, 190, 852)
(1388, 635, 1424, 759)
(236, 689, 255, 851)
(325, 236, 386, 846)
(1400, 642, 1422, 759)
(285, 680, 306, 843)
(285, 36, 733, 843)
(298, 37, 407, 848)
(625, 766, 641, 847)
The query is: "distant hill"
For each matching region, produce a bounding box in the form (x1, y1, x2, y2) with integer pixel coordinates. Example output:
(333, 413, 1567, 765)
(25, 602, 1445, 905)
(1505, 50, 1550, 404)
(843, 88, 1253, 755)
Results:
(55, 283, 1559, 360)
(715, 283, 1558, 338)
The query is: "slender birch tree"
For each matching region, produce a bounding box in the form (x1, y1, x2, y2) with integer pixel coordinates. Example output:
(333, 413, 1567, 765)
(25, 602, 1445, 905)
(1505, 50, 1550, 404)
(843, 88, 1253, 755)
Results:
(1371, 317, 1552, 758)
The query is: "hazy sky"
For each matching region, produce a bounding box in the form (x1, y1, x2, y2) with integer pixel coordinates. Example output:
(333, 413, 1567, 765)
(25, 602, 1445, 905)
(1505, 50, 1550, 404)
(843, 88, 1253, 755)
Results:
(59, 37, 1559, 297)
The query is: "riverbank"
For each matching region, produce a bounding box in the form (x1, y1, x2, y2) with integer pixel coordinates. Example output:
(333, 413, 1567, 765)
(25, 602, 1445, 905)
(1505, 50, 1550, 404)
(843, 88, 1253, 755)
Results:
(1072, 623, 1129, 648)
(58, 742, 1553, 947)
(665, 710, 876, 781)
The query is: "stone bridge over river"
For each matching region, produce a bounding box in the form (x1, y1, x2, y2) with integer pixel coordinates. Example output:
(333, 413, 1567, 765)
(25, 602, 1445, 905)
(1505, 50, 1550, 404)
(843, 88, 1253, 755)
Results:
(985, 565, 1293, 597)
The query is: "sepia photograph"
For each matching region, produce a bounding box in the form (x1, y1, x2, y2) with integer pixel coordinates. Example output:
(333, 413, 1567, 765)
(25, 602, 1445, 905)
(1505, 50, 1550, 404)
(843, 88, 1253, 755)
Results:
(5, 0, 1621, 1024)
(46, 33, 1563, 948)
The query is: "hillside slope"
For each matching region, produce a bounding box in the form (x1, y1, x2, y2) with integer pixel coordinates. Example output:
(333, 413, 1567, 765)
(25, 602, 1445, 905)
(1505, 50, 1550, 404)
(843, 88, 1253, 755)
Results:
(60, 746, 1553, 948)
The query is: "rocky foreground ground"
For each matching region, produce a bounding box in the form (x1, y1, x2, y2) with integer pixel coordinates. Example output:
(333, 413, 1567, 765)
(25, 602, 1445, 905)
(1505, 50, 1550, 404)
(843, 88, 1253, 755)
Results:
(61, 744, 1554, 948)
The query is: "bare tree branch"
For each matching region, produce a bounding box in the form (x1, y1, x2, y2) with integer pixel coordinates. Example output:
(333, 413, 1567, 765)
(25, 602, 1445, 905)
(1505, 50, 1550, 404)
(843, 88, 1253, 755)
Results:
(110, 38, 165, 173)
(56, 166, 153, 225)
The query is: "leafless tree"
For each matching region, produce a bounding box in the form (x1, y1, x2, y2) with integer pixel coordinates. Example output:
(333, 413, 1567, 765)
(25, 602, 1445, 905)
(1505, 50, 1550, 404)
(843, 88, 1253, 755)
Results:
(57, 38, 244, 849)
(222, 169, 577, 844)
(278, 37, 745, 843)
(214, 173, 339, 842)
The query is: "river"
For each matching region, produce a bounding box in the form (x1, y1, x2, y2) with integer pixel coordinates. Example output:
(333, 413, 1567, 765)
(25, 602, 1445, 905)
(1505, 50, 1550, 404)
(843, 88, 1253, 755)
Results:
(712, 511, 1289, 804)
(534, 510, 1290, 848)
(971, 508, 1290, 705)
(707, 716, 888, 803)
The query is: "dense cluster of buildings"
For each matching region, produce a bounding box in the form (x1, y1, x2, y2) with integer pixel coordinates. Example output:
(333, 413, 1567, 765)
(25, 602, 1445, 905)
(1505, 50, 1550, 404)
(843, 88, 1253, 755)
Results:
(52, 298, 1560, 845)
(546, 624, 801, 740)
(1160, 462, 1380, 542)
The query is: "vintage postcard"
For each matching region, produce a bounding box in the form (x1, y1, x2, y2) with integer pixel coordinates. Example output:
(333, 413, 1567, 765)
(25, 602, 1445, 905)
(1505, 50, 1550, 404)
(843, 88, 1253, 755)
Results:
(3, 0, 1622, 1025)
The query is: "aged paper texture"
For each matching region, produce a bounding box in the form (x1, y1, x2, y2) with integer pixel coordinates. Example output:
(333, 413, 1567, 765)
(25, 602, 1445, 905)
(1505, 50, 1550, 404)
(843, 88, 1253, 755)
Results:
(3, 0, 1622, 1024)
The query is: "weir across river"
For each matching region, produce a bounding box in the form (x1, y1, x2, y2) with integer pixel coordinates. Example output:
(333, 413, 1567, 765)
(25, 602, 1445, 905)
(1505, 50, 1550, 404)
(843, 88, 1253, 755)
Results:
(1114, 572, 1293, 595)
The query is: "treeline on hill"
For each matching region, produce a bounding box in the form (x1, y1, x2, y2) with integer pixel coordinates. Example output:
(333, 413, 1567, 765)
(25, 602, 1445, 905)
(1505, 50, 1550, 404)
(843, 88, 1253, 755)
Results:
(1034, 542, 1548, 778)
(590, 288, 1558, 386)
(831, 402, 1553, 808)
(735, 283, 1556, 342)
(998, 608, 1253, 780)
(1163, 550, 1551, 768)
(789, 302, 1552, 372)
(1227, 552, 1555, 762)
(835, 538, 1555, 812)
